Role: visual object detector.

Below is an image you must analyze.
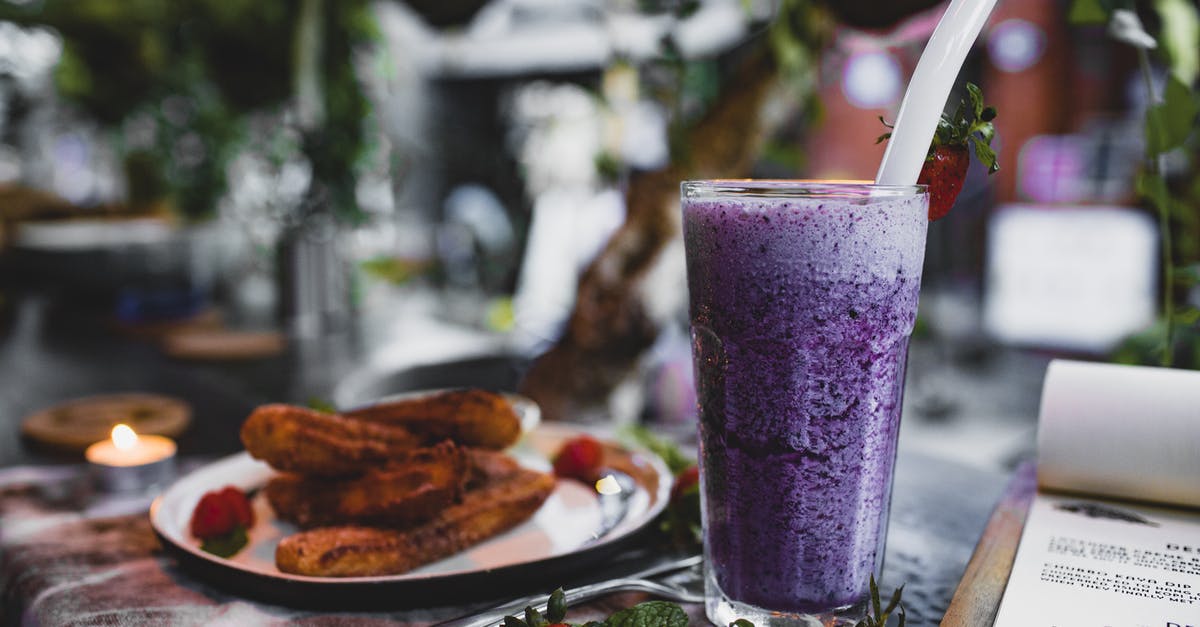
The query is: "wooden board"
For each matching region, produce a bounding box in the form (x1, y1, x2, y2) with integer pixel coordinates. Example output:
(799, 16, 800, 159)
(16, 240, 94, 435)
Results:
(941, 461, 1037, 627)
(21, 393, 191, 451)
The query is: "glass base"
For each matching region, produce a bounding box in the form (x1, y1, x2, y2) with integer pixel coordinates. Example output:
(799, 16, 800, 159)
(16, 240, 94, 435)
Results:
(705, 576, 868, 627)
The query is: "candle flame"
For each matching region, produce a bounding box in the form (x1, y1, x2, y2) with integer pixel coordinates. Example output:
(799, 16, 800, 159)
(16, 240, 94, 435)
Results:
(595, 473, 623, 495)
(111, 424, 139, 450)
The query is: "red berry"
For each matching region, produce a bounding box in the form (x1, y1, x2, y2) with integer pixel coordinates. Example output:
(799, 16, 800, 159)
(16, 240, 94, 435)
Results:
(190, 486, 254, 539)
(879, 82, 998, 222)
(219, 486, 255, 528)
(552, 435, 604, 483)
(190, 492, 237, 539)
(671, 465, 700, 503)
(918, 145, 969, 222)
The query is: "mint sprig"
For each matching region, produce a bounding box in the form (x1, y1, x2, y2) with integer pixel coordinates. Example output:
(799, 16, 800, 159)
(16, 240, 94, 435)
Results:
(605, 601, 688, 627)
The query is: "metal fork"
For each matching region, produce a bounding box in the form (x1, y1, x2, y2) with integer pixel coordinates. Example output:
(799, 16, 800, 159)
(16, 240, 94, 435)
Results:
(437, 555, 704, 627)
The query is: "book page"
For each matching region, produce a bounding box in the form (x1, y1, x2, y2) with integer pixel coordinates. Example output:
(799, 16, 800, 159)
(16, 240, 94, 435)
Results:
(994, 491, 1200, 626)
(1037, 360, 1200, 509)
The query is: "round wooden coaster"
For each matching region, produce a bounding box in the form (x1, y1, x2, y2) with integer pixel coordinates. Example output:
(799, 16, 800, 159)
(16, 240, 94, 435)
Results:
(21, 393, 192, 452)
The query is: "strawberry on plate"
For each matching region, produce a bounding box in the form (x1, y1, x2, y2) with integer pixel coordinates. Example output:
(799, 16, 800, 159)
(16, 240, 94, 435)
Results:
(879, 82, 999, 221)
(190, 485, 254, 558)
(552, 434, 605, 483)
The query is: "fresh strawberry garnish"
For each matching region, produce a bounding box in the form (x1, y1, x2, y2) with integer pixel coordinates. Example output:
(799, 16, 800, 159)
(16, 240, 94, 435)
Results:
(218, 486, 255, 528)
(919, 145, 969, 221)
(879, 82, 999, 221)
(552, 435, 605, 483)
(190, 486, 254, 558)
(190, 491, 238, 539)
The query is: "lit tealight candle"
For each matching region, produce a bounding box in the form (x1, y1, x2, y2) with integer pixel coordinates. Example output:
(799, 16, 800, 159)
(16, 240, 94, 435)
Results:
(86, 423, 177, 492)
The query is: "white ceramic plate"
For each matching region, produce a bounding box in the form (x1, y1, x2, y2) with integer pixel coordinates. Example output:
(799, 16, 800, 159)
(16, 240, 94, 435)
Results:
(150, 422, 672, 608)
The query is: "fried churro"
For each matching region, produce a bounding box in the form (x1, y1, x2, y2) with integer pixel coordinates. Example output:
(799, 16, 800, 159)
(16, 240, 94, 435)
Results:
(265, 441, 468, 528)
(344, 389, 522, 450)
(274, 466, 555, 577)
(241, 404, 419, 476)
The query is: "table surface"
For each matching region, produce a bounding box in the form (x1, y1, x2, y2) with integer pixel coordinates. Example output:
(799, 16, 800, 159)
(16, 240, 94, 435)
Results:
(0, 293, 1011, 625)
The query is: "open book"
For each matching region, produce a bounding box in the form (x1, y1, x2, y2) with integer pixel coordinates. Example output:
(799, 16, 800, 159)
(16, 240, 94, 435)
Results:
(991, 360, 1200, 626)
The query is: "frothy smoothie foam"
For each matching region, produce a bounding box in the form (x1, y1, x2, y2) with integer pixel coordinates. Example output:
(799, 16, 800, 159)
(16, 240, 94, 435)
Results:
(683, 181, 927, 616)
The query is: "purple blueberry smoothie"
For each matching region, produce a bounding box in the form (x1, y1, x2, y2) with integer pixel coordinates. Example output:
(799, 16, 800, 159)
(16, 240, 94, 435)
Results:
(682, 181, 927, 620)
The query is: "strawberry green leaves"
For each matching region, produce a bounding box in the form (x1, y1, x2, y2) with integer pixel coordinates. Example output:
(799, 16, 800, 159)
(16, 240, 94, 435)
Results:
(877, 82, 1000, 221)
(964, 84, 999, 175)
(934, 82, 999, 174)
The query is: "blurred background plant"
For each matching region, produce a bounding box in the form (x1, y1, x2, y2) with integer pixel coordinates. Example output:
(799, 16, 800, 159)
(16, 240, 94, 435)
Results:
(0, 0, 378, 223)
(0, 0, 1191, 472)
(1069, 0, 1200, 368)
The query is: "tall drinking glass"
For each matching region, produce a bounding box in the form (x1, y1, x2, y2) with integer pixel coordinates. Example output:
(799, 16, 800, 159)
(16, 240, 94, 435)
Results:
(681, 180, 928, 625)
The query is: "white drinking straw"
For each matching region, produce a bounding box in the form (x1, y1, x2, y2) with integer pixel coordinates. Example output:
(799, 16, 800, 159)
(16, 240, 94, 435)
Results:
(875, 0, 1001, 186)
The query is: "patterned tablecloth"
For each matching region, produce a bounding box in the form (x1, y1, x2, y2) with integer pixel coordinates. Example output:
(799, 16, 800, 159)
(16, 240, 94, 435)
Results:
(0, 451, 1008, 626)
(0, 463, 699, 626)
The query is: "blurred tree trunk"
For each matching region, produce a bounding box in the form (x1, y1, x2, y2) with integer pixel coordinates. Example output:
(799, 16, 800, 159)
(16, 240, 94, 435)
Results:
(519, 46, 784, 422)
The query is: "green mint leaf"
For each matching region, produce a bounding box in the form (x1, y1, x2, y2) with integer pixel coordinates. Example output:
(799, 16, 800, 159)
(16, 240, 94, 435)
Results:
(1068, 0, 1110, 24)
(525, 606, 548, 627)
(966, 82, 984, 119)
(547, 588, 567, 623)
(504, 616, 529, 627)
(605, 601, 688, 627)
(200, 525, 248, 558)
(730, 620, 756, 627)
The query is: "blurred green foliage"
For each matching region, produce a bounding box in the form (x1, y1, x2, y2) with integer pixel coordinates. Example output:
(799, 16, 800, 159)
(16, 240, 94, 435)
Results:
(0, 0, 376, 221)
(1070, 0, 1200, 368)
